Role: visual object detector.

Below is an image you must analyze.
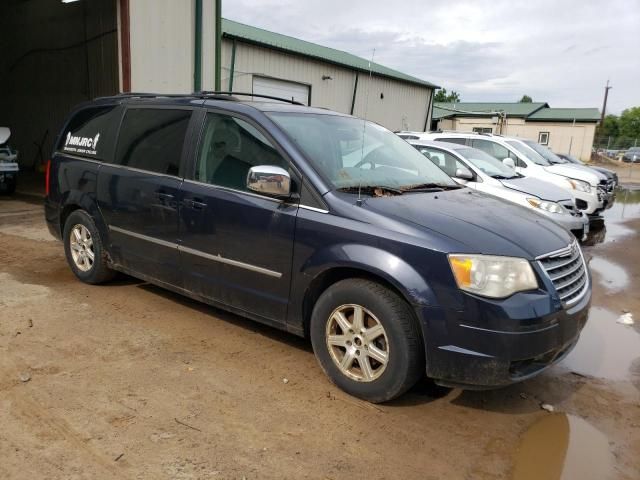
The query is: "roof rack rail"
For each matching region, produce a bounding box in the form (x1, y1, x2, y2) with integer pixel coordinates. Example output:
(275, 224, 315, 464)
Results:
(196, 91, 305, 105)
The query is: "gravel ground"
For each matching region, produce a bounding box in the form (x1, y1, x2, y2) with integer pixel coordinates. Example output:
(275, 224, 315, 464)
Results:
(0, 189, 639, 480)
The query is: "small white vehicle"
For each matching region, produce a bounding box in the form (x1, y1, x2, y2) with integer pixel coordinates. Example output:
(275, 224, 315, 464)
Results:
(409, 140, 589, 239)
(0, 127, 19, 194)
(405, 132, 607, 215)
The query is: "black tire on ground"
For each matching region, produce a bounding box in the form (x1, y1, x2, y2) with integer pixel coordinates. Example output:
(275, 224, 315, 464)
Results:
(63, 210, 115, 284)
(310, 278, 424, 403)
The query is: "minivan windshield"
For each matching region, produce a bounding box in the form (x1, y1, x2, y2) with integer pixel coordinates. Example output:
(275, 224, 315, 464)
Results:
(268, 113, 458, 192)
(454, 147, 519, 179)
(522, 140, 568, 165)
(506, 140, 551, 166)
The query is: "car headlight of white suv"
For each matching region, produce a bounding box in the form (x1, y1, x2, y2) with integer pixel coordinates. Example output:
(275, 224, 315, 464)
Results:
(566, 178, 591, 193)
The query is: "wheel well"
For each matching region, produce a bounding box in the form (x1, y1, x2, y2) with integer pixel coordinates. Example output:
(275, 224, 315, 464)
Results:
(302, 267, 416, 338)
(60, 204, 82, 233)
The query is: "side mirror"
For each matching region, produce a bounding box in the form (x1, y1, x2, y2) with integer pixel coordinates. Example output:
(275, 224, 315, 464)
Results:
(502, 158, 516, 169)
(454, 167, 473, 180)
(247, 165, 291, 197)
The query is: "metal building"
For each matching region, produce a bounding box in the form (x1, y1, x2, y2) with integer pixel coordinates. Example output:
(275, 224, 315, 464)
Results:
(0, 0, 219, 170)
(221, 19, 438, 132)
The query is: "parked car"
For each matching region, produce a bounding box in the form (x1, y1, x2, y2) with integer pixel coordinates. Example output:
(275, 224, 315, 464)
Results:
(511, 140, 615, 212)
(45, 94, 591, 402)
(409, 140, 590, 239)
(0, 127, 19, 194)
(622, 147, 640, 163)
(556, 153, 618, 188)
(411, 132, 610, 215)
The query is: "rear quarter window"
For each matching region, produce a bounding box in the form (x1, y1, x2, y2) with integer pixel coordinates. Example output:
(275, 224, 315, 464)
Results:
(114, 108, 191, 176)
(57, 105, 121, 161)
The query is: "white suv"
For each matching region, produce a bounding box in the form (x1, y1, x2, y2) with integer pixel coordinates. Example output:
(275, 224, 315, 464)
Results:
(402, 132, 606, 215)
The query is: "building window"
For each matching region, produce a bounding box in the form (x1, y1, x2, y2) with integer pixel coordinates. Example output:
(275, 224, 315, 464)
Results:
(473, 127, 493, 134)
(538, 131, 550, 145)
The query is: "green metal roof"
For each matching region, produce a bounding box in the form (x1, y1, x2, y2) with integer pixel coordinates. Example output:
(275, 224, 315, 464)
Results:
(221, 18, 438, 89)
(433, 103, 600, 123)
(434, 102, 548, 119)
(527, 108, 600, 122)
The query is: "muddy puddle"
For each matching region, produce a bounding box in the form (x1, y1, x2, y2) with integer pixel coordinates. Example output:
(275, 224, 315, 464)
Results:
(584, 186, 640, 245)
(560, 307, 640, 381)
(588, 257, 629, 293)
(512, 413, 613, 480)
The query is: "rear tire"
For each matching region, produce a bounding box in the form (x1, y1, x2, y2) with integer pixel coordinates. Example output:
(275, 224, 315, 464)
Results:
(310, 278, 424, 403)
(63, 210, 115, 284)
(0, 179, 16, 195)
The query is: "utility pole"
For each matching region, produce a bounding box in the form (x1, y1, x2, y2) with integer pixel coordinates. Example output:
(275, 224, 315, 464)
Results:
(600, 80, 612, 125)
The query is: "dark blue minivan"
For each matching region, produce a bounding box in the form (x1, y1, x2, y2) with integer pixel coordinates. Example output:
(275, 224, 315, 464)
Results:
(45, 94, 591, 402)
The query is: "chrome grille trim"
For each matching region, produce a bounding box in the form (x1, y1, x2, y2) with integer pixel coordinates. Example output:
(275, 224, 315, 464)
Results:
(537, 241, 589, 306)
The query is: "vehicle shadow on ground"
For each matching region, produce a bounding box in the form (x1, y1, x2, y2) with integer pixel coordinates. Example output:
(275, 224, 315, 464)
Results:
(135, 281, 312, 353)
(449, 371, 588, 414)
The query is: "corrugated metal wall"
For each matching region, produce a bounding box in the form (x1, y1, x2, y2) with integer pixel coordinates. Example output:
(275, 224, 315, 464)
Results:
(222, 40, 432, 132)
(0, 0, 118, 169)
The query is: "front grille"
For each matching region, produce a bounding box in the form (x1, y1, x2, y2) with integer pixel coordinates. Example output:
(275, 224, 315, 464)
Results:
(537, 242, 588, 305)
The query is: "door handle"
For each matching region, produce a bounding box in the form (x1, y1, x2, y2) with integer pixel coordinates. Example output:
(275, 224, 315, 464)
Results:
(184, 198, 207, 210)
(156, 192, 174, 201)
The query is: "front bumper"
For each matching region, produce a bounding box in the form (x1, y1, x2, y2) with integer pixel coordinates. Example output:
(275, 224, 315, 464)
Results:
(573, 189, 602, 215)
(417, 274, 591, 389)
(541, 210, 588, 239)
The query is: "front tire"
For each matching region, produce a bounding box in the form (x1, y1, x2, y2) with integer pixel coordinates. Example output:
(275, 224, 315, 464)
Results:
(310, 279, 424, 403)
(63, 210, 115, 284)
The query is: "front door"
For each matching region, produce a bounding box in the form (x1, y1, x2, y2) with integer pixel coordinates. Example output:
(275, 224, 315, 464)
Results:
(97, 107, 193, 286)
(179, 112, 298, 324)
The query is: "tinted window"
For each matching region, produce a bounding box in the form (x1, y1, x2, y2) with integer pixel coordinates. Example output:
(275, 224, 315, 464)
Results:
(115, 108, 191, 175)
(436, 137, 467, 145)
(58, 105, 121, 160)
(194, 113, 288, 191)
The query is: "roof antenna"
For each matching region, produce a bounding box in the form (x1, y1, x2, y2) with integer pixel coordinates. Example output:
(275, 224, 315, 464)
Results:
(357, 48, 375, 207)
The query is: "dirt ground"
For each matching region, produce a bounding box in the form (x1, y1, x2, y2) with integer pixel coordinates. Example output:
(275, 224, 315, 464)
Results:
(1, 179, 639, 479)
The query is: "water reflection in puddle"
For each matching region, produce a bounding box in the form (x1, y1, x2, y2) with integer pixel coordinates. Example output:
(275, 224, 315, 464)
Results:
(561, 307, 640, 380)
(583, 186, 640, 246)
(589, 257, 629, 293)
(512, 413, 613, 480)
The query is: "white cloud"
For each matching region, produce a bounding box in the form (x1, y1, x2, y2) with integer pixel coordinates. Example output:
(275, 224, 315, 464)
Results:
(224, 0, 640, 114)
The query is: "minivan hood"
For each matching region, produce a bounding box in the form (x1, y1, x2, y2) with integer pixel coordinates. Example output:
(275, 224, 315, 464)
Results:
(544, 164, 603, 184)
(358, 189, 573, 259)
(500, 176, 572, 202)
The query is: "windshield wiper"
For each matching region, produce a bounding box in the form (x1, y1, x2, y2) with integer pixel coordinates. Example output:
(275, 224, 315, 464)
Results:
(337, 185, 404, 196)
(491, 174, 517, 180)
(401, 183, 462, 192)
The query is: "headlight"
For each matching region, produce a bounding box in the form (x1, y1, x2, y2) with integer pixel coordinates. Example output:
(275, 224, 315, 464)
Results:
(448, 254, 538, 298)
(566, 178, 591, 193)
(526, 198, 566, 214)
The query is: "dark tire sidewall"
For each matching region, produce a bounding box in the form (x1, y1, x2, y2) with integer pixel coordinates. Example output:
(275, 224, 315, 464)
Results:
(310, 279, 422, 403)
(63, 210, 111, 284)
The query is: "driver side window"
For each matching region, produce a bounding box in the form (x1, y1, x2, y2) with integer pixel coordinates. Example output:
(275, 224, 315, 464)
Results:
(194, 113, 288, 191)
(418, 148, 467, 178)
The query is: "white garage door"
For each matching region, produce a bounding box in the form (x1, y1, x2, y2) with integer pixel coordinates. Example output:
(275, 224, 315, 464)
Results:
(252, 76, 310, 105)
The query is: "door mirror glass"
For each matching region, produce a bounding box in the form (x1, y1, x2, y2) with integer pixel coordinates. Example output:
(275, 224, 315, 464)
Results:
(247, 165, 291, 197)
(454, 166, 473, 180)
(502, 158, 516, 169)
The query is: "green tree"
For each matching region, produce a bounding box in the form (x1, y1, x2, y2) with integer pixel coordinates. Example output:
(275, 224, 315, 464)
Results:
(519, 95, 533, 103)
(434, 88, 461, 103)
(618, 107, 640, 139)
(597, 114, 619, 139)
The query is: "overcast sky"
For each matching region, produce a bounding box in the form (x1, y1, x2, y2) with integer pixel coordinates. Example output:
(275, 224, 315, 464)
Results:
(223, 0, 640, 115)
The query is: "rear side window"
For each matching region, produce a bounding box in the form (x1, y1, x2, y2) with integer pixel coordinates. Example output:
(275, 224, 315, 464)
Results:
(115, 108, 191, 176)
(436, 137, 467, 145)
(58, 105, 121, 160)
